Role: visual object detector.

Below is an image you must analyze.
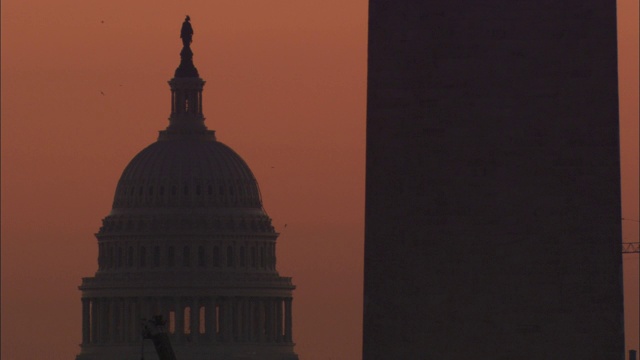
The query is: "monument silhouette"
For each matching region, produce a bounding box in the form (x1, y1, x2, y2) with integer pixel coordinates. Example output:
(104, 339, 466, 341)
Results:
(363, 1, 625, 359)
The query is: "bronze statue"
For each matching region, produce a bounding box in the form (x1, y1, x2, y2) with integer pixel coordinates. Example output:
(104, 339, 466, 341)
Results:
(180, 15, 193, 47)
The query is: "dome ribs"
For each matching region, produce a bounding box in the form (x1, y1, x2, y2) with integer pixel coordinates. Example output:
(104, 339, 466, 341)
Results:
(111, 140, 263, 210)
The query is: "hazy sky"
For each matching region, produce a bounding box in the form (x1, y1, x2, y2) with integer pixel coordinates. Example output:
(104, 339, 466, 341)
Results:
(1, 1, 637, 359)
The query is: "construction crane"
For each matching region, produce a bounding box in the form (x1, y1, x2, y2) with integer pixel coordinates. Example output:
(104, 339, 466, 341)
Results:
(622, 242, 640, 254)
(141, 315, 178, 360)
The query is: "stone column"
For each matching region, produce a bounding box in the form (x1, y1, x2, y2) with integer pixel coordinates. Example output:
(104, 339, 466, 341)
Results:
(191, 297, 199, 343)
(248, 300, 255, 342)
(243, 298, 251, 342)
(123, 298, 131, 342)
(175, 298, 184, 343)
(284, 298, 292, 343)
(132, 298, 140, 342)
(109, 298, 117, 343)
(265, 298, 272, 342)
(96, 298, 108, 343)
(211, 298, 218, 342)
(276, 298, 283, 342)
(101, 298, 110, 343)
(224, 298, 233, 342)
(82, 298, 90, 344)
(91, 298, 99, 344)
(203, 297, 213, 342)
(231, 298, 239, 342)
(113, 298, 125, 342)
(160, 297, 171, 337)
(271, 298, 277, 342)
(258, 299, 265, 343)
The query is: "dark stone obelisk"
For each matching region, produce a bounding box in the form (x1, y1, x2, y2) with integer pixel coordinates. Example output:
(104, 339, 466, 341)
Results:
(363, 1, 625, 359)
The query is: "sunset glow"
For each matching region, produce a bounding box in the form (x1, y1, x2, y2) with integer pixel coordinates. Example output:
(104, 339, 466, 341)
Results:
(1, 1, 637, 359)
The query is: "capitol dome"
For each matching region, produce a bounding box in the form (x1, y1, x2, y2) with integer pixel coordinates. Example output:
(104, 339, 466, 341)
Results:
(78, 17, 297, 360)
(112, 139, 263, 210)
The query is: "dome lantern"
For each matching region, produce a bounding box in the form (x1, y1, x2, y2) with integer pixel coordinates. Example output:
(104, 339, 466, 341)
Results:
(160, 16, 214, 140)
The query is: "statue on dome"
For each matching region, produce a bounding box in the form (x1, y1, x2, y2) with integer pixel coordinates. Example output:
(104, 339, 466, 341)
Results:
(181, 15, 193, 47)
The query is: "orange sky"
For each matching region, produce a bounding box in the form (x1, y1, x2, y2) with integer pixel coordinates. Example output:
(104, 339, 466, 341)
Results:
(1, 1, 637, 359)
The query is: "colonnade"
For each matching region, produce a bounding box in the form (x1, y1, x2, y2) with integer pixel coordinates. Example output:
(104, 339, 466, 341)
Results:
(81, 296, 293, 345)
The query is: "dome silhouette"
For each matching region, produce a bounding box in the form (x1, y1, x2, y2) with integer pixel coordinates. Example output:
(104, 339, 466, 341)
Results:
(78, 19, 297, 360)
(112, 139, 263, 210)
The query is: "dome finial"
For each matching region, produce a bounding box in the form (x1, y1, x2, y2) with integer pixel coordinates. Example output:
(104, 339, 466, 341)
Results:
(175, 15, 199, 78)
(180, 15, 193, 48)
